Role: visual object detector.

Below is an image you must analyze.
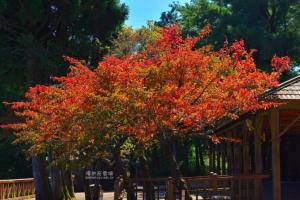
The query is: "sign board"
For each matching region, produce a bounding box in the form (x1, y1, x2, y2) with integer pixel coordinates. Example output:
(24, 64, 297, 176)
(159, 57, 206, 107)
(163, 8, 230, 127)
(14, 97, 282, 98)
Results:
(85, 170, 114, 180)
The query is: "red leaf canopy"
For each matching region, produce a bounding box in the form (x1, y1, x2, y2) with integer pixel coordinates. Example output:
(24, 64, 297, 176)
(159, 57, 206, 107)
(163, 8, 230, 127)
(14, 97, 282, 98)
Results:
(1, 24, 289, 155)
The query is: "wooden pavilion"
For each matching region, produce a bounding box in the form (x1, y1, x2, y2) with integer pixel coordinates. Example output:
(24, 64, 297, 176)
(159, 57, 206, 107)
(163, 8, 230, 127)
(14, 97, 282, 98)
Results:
(211, 75, 300, 200)
(112, 76, 300, 200)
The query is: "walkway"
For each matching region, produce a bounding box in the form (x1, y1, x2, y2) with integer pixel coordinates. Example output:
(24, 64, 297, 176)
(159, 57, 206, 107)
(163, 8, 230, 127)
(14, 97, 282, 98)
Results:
(30, 192, 114, 200)
(75, 192, 114, 200)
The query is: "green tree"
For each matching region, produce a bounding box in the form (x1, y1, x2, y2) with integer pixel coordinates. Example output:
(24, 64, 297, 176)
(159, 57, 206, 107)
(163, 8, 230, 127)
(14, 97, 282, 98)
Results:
(155, 3, 180, 27)
(109, 21, 161, 57)
(157, 0, 300, 78)
(0, 1, 128, 199)
(0, 0, 128, 89)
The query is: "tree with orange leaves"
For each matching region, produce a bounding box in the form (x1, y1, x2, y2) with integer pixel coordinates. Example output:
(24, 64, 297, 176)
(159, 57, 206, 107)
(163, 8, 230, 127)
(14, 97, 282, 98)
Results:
(92, 24, 289, 197)
(1, 60, 99, 200)
(1, 24, 290, 199)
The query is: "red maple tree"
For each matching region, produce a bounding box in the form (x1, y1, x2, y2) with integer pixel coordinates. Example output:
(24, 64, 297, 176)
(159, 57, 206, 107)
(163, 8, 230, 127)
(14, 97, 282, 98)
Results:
(1, 24, 289, 182)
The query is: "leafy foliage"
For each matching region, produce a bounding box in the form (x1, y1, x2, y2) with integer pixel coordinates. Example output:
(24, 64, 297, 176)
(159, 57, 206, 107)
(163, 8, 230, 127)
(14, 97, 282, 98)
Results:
(157, 0, 300, 78)
(0, 0, 128, 94)
(1, 25, 289, 168)
(0, 0, 128, 176)
(109, 22, 161, 57)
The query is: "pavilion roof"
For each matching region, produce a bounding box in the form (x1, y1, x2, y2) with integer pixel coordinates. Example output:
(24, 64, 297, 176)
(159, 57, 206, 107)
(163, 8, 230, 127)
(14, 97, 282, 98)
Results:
(215, 75, 300, 133)
(263, 75, 300, 100)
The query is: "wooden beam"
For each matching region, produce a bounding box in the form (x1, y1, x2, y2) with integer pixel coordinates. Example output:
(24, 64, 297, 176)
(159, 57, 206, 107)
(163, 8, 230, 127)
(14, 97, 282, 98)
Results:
(254, 114, 263, 200)
(217, 121, 243, 134)
(216, 101, 300, 136)
(270, 109, 281, 200)
(278, 100, 300, 110)
(279, 114, 300, 137)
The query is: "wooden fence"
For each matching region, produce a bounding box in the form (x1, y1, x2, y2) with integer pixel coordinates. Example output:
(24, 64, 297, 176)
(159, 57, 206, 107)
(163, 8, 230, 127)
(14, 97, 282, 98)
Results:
(114, 174, 269, 200)
(0, 178, 35, 199)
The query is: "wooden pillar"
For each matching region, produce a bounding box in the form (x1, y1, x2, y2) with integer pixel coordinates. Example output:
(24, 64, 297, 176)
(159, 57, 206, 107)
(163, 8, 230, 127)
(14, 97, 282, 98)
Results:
(227, 142, 232, 175)
(242, 122, 250, 174)
(270, 109, 281, 200)
(210, 173, 218, 193)
(233, 128, 242, 175)
(227, 131, 233, 175)
(284, 138, 292, 181)
(217, 144, 221, 174)
(167, 177, 175, 200)
(233, 140, 237, 174)
(254, 115, 263, 200)
(233, 142, 241, 174)
(212, 144, 216, 172)
(222, 143, 227, 175)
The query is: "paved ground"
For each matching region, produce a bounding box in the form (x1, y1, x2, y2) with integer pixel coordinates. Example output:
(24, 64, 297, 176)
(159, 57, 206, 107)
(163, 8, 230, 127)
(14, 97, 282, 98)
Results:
(29, 192, 114, 200)
(75, 192, 114, 200)
(30, 181, 300, 200)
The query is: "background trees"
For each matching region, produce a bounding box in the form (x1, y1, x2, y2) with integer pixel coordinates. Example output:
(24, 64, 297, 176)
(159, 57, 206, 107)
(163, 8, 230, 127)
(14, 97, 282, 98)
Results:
(157, 0, 300, 78)
(109, 21, 161, 57)
(0, 0, 128, 92)
(0, 0, 128, 179)
(154, 0, 300, 178)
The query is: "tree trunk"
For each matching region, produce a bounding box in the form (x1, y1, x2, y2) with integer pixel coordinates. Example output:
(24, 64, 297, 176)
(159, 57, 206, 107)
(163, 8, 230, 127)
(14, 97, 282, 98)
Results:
(28, 56, 53, 199)
(32, 155, 53, 200)
(123, 169, 136, 200)
(83, 169, 92, 200)
(112, 136, 136, 200)
(48, 152, 75, 200)
(63, 170, 76, 199)
(52, 168, 74, 200)
(140, 154, 154, 200)
(83, 163, 102, 200)
(51, 167, 63, 200)
(159, 134, 191, 200)
(91, 161, 101, 200)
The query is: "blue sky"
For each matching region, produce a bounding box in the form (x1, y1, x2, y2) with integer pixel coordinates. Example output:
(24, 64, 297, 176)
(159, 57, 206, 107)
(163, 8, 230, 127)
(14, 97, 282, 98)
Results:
(120, 0, 189, 29)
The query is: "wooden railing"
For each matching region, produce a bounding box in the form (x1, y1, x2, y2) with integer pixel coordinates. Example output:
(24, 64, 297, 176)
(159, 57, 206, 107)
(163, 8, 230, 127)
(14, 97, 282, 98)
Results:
(130, 177, 168, 200)
(114, 174, 269, 200)
(0, 178, 35, 199)
(184, 174, 269, 200)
